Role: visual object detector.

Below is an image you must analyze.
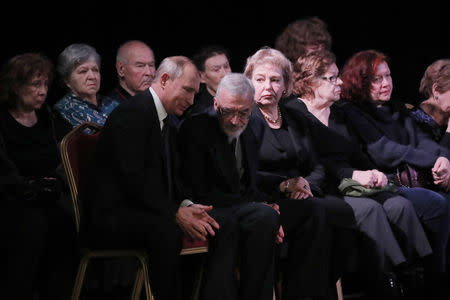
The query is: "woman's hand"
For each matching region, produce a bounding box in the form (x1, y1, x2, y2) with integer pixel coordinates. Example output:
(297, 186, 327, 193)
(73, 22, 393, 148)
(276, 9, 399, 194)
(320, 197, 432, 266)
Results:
(280, 177, 313, 200)
(371, 169, 388, 188)
(432, 156, 450, 187)
(352, 170, 377, 188)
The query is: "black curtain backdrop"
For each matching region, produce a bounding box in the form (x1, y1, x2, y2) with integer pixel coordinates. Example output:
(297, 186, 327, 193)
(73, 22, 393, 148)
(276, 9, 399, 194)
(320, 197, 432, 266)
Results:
(3, 2, 449, 106)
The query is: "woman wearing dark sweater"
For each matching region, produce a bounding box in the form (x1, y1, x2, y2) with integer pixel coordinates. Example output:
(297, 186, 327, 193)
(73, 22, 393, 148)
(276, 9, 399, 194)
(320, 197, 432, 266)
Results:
(0, 53, 75, 299)
(339, 49, 450, 299)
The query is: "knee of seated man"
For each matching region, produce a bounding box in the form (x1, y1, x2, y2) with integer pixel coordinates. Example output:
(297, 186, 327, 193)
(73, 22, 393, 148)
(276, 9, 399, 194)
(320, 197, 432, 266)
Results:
(248, 202, 280, 230)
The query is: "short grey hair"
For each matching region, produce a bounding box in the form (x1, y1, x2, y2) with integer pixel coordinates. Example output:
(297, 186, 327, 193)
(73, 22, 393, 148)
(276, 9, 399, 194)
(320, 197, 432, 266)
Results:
(216, 73, 254, 105)
(57, 43, 101, 83)
(154, 56, 195, 81)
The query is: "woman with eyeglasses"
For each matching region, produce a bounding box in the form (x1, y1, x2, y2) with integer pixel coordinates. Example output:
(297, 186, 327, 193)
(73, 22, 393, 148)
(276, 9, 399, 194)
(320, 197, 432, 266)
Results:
(338, 49, 450, 299)
(284, 49, 435, 299)
(245, 46, 358, 300)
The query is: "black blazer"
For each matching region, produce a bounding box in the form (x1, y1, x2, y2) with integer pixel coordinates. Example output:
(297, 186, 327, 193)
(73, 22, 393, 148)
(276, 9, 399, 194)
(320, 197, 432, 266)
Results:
(283, 98, 377, 194)
(252, 98, 325, 199)
(178, 106, 270, 207)
(87, 89, 179, 232)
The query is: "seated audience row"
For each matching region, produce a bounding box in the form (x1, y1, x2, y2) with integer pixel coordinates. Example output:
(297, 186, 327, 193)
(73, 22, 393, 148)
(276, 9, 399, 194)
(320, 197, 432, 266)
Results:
(2, 36, 450, 300)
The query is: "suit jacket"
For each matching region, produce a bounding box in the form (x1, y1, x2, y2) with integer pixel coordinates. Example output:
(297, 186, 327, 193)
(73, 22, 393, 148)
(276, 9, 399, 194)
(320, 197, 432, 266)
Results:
(251, 98, 325, 200)
(178, 106, 270, 207)
(86, 89, 179, 233)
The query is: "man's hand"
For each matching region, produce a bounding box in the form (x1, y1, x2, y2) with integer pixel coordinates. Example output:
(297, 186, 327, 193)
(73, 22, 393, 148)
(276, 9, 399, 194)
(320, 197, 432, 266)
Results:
(276, 225, 284, 244)
(176, 204, 219, 241)
(262, 202, 284, 243)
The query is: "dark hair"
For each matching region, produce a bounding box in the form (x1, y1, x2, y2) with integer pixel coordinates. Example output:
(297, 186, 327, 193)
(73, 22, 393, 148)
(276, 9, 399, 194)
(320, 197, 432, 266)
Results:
(275, 16, 332, 62)
(192, 45, 230, 72)
(340, 49, 388, 103)
(0, 52, 54, 109)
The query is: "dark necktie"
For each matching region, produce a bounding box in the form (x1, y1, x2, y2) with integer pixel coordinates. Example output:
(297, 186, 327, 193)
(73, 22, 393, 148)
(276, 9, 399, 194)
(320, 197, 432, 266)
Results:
(161, 116, 173, 200)
(230, 137, 244, 179)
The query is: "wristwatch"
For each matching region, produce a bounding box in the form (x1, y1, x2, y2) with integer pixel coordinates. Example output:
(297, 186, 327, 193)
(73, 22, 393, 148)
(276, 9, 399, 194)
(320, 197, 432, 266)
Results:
(284, 180, 290, 194)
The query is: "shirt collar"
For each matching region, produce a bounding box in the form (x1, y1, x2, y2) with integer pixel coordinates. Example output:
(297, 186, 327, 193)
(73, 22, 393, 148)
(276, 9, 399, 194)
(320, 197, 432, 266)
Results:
(149, 87, 167, 130)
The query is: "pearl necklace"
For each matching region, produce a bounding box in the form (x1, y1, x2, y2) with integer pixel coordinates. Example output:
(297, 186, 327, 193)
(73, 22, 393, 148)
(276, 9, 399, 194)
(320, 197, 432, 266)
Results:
(262, 105, 282, 125)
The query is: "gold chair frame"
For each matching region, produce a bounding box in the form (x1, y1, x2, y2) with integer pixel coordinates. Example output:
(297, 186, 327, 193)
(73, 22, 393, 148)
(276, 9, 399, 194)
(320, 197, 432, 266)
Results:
(61, 122, 208, 300)
(61, 122, 153, 300)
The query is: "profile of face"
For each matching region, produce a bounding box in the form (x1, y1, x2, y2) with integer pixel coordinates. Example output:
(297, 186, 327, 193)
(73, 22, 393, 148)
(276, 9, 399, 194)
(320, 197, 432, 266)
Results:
(118, 44, 155, 95)
(201, 54, 231, 95)
(314, 63, 342, 106)
(370, 61, 393, 104)
(17, 74, 49, 111)
(66, 60, 100, 101)
(251, 63, 286, 107)
(163, 63, 200, 116)
(435, 88, 450, 113)
(214, 88, 253, 138)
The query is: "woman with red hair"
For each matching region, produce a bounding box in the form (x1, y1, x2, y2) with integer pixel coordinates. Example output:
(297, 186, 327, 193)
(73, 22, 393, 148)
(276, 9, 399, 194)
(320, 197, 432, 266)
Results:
(339, 49, 450, 299)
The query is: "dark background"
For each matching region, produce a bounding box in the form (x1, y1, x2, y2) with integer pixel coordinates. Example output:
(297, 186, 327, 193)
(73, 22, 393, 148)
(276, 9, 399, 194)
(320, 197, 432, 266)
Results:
(2, 2, 449, 106)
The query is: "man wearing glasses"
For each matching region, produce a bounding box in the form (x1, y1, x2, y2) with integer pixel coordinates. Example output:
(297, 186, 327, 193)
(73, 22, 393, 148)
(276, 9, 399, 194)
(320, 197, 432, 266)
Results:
(178, 73, 281, 300)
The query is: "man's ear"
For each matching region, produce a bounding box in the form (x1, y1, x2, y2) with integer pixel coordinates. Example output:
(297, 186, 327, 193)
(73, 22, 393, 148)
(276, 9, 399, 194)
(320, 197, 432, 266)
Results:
(199, 71, 207, 84)
(213, 97, 219, 112)
(160, 73, 170, 89)
(116, 61, 125, 77)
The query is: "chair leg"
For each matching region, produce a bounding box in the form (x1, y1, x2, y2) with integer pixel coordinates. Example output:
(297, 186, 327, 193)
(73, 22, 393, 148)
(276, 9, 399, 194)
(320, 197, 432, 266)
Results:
(131, 268, 144, 300)
(136, 256, 154, 300)
(71, 256, 91, 300)
(336, 278, 343, 300)
(190, 262, 205, 300)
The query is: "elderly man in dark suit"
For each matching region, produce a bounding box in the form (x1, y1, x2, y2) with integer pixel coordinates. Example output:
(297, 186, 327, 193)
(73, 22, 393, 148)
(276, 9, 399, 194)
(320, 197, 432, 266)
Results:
(178, 73, 281, 300)
(86, 56, 219, 300)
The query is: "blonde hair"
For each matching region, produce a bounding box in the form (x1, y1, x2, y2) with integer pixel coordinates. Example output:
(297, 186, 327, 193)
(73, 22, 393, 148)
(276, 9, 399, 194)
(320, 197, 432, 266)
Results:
(243, 46, 293, 96)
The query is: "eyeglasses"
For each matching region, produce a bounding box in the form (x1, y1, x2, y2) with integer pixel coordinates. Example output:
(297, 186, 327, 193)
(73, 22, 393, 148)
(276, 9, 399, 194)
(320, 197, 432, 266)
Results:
(320, 75, 339, 84)
(217, 106, 251, 120)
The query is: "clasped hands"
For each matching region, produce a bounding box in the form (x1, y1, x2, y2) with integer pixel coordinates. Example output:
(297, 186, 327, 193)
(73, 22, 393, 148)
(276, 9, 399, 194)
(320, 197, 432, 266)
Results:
(280, 176, 313, 200)
(352, 169, 387, 188)
(176, 204, 219, 241)
(176, 203, 284, 244)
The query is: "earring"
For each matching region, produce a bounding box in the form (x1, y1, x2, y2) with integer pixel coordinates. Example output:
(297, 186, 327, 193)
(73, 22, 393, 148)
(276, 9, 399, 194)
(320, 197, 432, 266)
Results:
(434, 95, 439, 102)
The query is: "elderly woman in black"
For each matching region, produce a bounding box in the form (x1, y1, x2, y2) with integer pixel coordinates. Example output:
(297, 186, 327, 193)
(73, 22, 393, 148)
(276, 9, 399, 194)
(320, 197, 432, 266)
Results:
(245, 46, 358, 300)
(285, 49, 433, 298)
(0, 53, 75, 299)
(339, 49, 450, 299)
